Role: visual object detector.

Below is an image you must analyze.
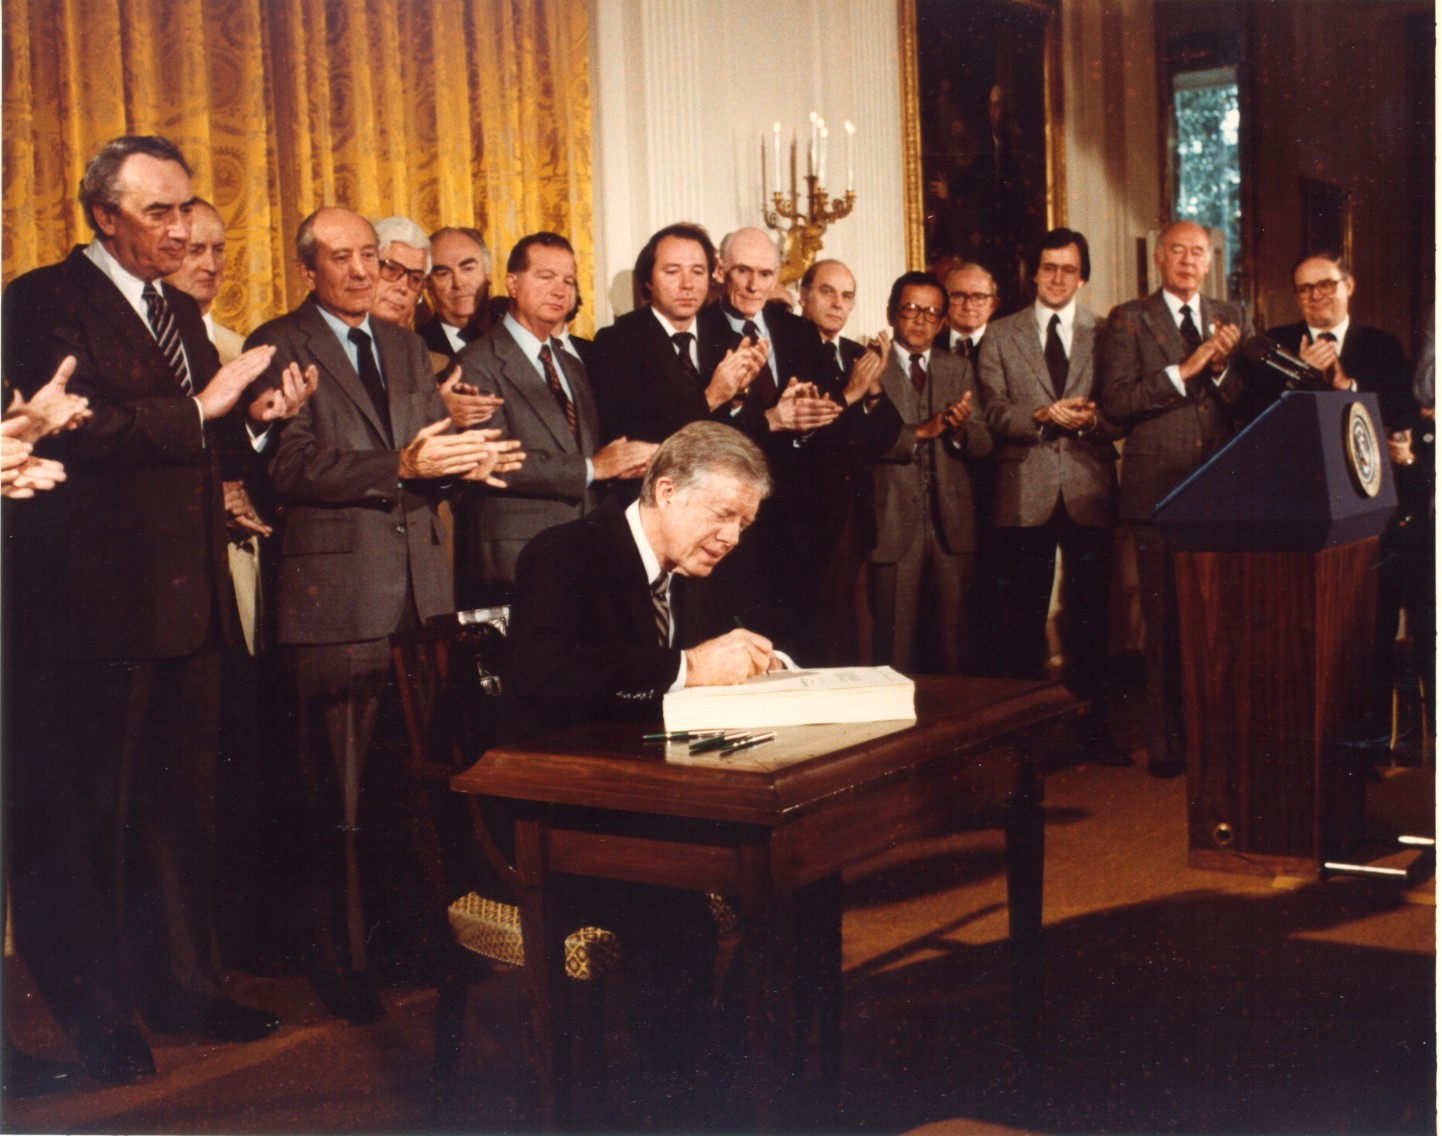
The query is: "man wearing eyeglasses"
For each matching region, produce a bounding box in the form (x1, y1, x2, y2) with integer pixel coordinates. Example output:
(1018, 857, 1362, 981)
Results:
(939, 262, 1000, 362)
(1098, 219, 1251, 777)
(369, 216, 430, 331)
(865, 271, 993, 673)
(1240, 253, 1412, 429)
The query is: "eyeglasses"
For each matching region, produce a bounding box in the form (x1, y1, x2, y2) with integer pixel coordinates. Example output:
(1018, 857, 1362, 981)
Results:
(1036, 264, 1080, 279)
(378, 258, 427, 288)
(1294, 278, 1342, 299)
(948, 291, 997, 306)
(896, 303, 944, 320)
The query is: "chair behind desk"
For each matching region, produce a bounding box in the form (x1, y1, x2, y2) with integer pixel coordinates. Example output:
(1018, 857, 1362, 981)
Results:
(389, 608, 625, 1111)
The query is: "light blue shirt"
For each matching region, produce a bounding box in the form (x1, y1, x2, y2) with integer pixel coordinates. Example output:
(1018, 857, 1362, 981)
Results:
(503, 312, 592, 485)
(315, 304, 384, 388)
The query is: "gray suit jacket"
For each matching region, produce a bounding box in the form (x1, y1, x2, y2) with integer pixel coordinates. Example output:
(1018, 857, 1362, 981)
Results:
(867, 347, 993, 562)
(245, 297, 455, 644)
(453, 320, 601, 589)
(977, 304, 1120, 528)
(1097, 290, 1251, 522)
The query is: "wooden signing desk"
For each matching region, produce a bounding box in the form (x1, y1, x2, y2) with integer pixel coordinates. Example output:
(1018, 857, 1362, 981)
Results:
(451, 676, 1082, 1128)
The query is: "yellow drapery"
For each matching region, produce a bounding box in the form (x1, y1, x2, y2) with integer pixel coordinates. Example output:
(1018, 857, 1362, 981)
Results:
(1, 0, 595, 336)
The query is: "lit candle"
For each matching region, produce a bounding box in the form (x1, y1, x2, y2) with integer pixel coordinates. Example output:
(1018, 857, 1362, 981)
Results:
(809, 111, 818, 177)
(844, 120, 855, 192)
(819, 126, 829, 186)
(772, 122, 782, 197)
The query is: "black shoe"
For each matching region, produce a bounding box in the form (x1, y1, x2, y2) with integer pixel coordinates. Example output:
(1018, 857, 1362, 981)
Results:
(201, 998, 282, 1042)
(75, 1027, 156, 1084)
(312, 972, 385, 1025)
(146, 997, 281, 1042)
(1147, 758, 1186, 779)
(1081, 735, 1136, 768)
(3, 1037, 82, 1098)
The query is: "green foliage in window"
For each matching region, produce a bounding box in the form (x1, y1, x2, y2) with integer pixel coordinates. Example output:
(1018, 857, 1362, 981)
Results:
(1174, 82, 1241, 284)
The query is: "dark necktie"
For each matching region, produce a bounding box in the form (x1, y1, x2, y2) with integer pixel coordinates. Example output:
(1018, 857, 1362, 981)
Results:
(1044, 313, 1068, 398)
(1179, 304, 1202, 352)
(741, 319, 778, 406)
(909, 352, 927, 393)
(346, 326, 391, 442)
(1318, 331, 1337, 345)
(539, 341, 579, 442)
(142, 283, 192, 394)
(953, 336, 974, 363)
(672, 331, 700, 381)
(651, 573, 671, 647)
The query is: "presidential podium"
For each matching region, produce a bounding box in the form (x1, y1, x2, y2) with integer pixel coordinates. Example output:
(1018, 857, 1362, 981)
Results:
(1153, 391, 1398, 875)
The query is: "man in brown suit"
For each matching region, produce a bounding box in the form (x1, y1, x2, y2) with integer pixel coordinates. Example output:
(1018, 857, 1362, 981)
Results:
(1098, 219, 1251, 776)
(245, 207, 518, 1022)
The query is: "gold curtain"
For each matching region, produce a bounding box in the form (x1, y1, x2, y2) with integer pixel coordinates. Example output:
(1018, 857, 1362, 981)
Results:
(1, 0, 595, 336)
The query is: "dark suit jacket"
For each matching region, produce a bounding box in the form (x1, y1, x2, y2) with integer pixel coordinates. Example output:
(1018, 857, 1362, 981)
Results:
(591, 307, 716, 445)
(453, 320, 602, 592)
(418, 317, 459, 362)
(2, 246, 230, 660)
(503, 500, 729, 740)
(560, 333, 594, 374)
(867, 348, 993, 560)
(244, 297, 454, 645)
(1243, 320, 1413, 430)
(695, 303, 833, 445)
(977, 305, 1120, 528)
(1097, 290, 1252, 521)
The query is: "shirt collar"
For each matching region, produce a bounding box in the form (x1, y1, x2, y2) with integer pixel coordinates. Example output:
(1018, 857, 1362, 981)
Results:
(650, 305, 695, 337)
(1308, 316, 1349, 349)
(892, 342, 933, 369)
(1161, 288, 1202, 324)
(84, 239, 153, 317)
(1034, 298, 1076, 337)
(314, 301, 375, 346)
(503, 310, 551, 366)
(625, 498, 667, 590)
(723, 305, 768, 340)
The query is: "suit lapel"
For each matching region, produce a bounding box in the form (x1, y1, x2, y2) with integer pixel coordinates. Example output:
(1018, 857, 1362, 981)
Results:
(1065, 308, 1097, 399)
(70, 250, 182, 393)
(1010, 311, 1055, 403)
(1144, 291, 1187, 364)
(601, 505, 661, 645)
(298, 300, 390, 444)
(557, 344, 598, 453)
(495, 326, 576, 451)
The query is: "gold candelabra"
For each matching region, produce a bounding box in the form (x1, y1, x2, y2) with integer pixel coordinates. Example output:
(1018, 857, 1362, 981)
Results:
(762, 115, 857, 286)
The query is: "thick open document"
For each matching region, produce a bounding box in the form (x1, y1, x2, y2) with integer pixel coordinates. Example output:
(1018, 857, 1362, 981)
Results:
(662, 665, 917, 732)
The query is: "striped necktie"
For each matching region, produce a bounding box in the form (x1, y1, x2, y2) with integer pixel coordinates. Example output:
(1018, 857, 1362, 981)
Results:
(142, 283, 192, 393)
(651, 572, 671, 647)
(540, 342, 579, 442)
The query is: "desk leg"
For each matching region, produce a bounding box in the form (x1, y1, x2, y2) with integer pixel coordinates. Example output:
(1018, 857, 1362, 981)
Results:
(1004, 752, 1044, 1059)
(797, 874, 843, 1120)
(737, 842, 797, 1130)
(513, 819, 569, 1130)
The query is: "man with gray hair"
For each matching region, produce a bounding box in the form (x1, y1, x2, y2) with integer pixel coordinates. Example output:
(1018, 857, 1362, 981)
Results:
(2, 133, 287, 1082)
(421, 225, 494, 360)
(505, 419, 781, 740)
(369, 215, 430, 330)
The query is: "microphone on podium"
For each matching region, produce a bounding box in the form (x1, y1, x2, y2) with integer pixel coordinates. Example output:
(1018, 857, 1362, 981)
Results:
(1237, 334, 1329, 391)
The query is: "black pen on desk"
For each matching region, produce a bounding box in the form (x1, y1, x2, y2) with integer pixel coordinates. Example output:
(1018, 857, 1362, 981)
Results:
(719, 732, 775, 757)
(644, 729, 727, 741)
(690, 731, 750, 754)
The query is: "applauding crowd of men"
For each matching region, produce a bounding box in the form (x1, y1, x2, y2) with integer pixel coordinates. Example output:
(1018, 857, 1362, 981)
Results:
(2, 133, 1430, 1092)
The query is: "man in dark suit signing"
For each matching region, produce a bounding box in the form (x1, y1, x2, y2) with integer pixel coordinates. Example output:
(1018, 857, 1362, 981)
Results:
(1098, 219, 1251, 776)
(1, 135, 294, 1081)
(866, 271, 994, 673)
(505, 421, 780, 1107)
(451, 231, 657, 605)
(245, 206, 520, 1023)
(977, 227, 1129, 765)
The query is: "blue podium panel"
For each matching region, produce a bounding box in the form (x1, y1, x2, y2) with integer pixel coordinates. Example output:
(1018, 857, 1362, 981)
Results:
(1153, 391, 1397, 551)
